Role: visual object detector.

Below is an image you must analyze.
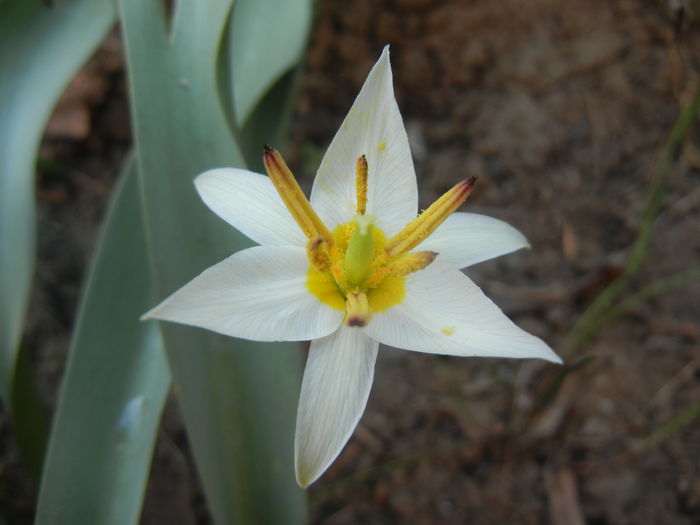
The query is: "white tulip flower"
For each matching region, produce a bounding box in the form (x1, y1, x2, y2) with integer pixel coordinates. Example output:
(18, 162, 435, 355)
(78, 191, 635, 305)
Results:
(144, 46, 561, 487)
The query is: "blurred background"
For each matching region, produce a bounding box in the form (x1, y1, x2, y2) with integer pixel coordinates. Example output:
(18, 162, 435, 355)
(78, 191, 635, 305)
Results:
(2, 0, 699, 523)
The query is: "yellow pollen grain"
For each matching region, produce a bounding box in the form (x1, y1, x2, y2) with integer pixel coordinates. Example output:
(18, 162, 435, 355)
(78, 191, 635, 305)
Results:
(378, 141, 386, 150)
(440, 326, 456, 336)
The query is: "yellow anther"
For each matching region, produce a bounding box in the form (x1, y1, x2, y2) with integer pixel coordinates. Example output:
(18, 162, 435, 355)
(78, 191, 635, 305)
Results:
(360, 266, 389, 290)
(345, 291, 371, 327)
(355, 155, 368, 215)
(263, 145, 333, 244)
(385, 177, 476, 257)
(306, 237, 332, 272)
(387, 251, 437, 277)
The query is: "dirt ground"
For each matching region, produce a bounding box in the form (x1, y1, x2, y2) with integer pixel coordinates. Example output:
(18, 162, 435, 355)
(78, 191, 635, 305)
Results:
(2, 0, 699, 524)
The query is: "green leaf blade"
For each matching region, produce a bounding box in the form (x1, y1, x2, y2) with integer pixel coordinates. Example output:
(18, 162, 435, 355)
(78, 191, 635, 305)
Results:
(120, 0, 308, 522)
(229, 0, 312, 127)
(0, 0, 116, 404)
(35, 159, 170, 525)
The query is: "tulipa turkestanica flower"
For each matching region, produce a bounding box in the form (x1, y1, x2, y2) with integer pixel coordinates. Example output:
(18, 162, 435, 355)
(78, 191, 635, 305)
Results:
(143, 46, 561, 487)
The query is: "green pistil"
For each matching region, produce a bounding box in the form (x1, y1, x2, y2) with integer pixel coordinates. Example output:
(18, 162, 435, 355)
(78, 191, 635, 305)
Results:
(344, 214, 375, 287)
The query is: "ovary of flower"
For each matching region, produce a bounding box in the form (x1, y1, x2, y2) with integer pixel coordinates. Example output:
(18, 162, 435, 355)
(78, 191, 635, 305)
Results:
(142, 46, 562, 488)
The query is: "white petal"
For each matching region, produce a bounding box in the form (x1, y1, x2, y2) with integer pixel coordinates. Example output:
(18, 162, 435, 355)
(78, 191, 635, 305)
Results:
(419, 212, 530, 269)
(310, 46, 418, 236)
(143, 246, 343, 342)
(295, 326, 379, 487)
(364, 260, 561, 363)
(195, 168, 307, 247)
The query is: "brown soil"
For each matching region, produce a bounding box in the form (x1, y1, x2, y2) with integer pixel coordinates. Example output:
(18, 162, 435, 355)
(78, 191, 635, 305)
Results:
(2, 0, 699, 524)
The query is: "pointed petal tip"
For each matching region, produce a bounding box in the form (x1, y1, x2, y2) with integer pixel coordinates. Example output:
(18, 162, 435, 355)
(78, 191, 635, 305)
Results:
(139, 302, 162, 322)
(548, 351, 564, 365)
(295, 467, 314, 489)
(376, 45, 392, 72)
(294, 446, 326, 488)
(515, 333, 563, 365)
(139, 302, 166, 323)
(536, 343, 563, 365)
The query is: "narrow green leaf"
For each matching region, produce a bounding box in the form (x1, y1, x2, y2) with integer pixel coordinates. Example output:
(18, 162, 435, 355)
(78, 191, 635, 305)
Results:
(0, 0, 115, 404)
(35, 158, 170, 525)
(119, 0, 306, 523)
(228, 0, 312, 127)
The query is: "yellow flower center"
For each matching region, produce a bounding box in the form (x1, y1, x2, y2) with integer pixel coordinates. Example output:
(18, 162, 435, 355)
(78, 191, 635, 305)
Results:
(262, 145, 475, 328)
(305, 219, 406, 324)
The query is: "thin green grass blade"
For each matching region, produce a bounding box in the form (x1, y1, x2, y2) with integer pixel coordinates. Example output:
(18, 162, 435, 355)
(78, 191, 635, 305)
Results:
(0, 0, 115, 407)
(228, 0, 312, 127)
(119, 1, 306, 522)
(35, 158, 170, 525)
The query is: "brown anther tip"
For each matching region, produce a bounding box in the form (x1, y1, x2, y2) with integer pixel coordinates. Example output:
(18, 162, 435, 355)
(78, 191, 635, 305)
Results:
(310, 237, 325, 249)
(453, 177, 477, 198)
(426, 251, 438, 262)
(346, 316, 367, 327)
(263, 145, 282, 169)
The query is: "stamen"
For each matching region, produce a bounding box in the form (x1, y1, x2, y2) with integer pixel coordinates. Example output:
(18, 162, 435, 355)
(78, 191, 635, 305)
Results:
(306, 237, 331, 272)
(263, 145, 333, 244)
(345, 291, 371, 327)
(388, 251, 437, 277)
(355, 155, 368, 215)
(384, 177, 476, 257)
(359, 266, 389, 290)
